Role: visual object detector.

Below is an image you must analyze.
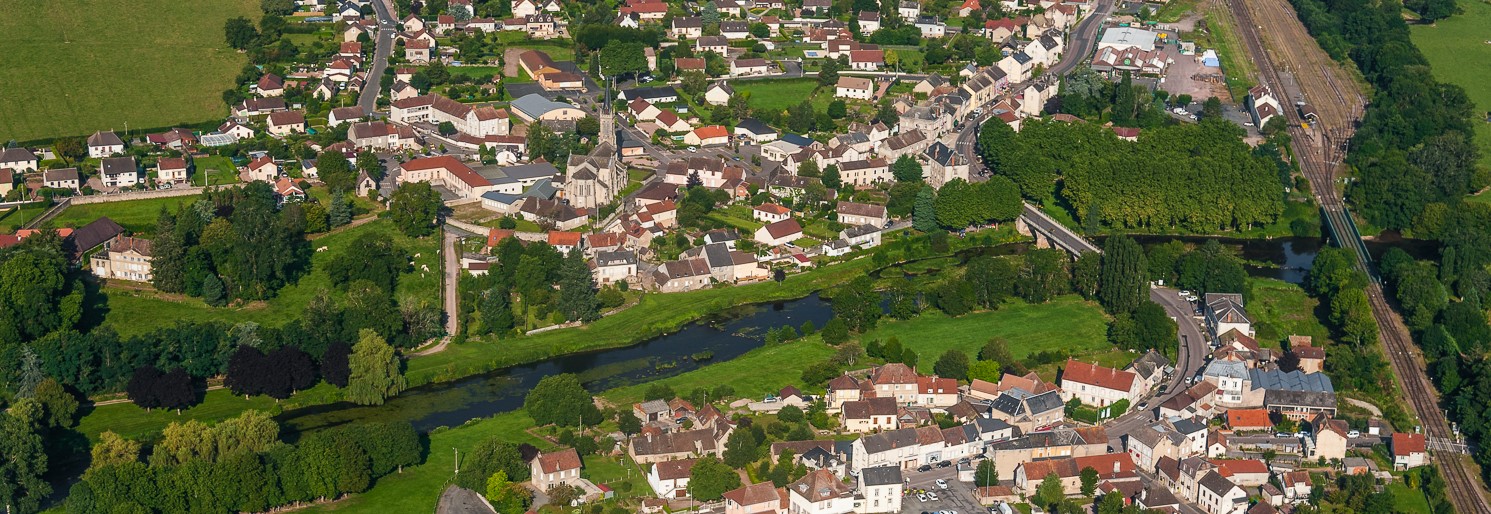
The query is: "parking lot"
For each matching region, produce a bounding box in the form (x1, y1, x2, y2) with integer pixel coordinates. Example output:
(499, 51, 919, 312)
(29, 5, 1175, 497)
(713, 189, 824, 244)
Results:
(899, 464, 986, 514)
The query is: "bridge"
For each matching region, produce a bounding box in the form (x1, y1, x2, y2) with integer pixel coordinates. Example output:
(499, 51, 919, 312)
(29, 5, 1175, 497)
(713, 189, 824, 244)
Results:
(1014, 203, 1101, 257)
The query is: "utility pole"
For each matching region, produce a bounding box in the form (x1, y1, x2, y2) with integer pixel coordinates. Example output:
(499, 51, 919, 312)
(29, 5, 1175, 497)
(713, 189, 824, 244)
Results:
(454, 447, 461, 475)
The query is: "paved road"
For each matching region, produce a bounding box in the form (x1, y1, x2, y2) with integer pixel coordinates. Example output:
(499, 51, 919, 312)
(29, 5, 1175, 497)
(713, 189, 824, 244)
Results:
(357, 0, 397, 113)
(1018, 203, 1100, 255)
(1103, 287, 1210, 445)
(1048, 0, 1116, 78)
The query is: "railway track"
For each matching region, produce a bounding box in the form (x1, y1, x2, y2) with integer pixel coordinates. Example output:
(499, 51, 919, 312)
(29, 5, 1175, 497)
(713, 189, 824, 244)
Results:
(1226, 0, 1491, 510)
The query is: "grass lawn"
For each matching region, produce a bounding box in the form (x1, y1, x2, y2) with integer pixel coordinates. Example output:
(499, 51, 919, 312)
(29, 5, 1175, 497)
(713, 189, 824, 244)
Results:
(192, 155, 242, 187)
(1197, 5, 1257, 101)
(1386, 481, 1433, 513)
(707, 204, 765, 232)
(0, 0, 259, 142)
(48, 196, 198, 235)
(1411, 0, 1491, 171)
(1154, 0, 1201, 22)
(1246, 277, 1330, 348)
(301, 411, 554, 513)
(98, 218, 440, 338)
(447, 65, 504, 79)
(606, 338, 838, 403)
(76, 389, 283, 442)
(735, 78, 825, 113)
(856, 295, 1112, 376)
(0, 204, 48, 233)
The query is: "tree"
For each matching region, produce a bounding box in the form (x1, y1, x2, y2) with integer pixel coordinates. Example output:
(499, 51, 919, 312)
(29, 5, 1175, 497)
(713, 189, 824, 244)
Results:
(317, 151, 356, 193)
(1099, 235, 1147, 314)
(225, 17, 260, 50)
(479, 287, 515, 336)
(53, 137, 86, 163)
(913, 185, 938, 232)
(600, 41, 649, 77)
(0, 407, 51, 514)
(821, 317, 850, 345)
(817, 58, 840, 86)
(822, 164, 841, 190)
(1080, 467, 1099, 496)
(722, 428, 759, 468)
(558, 249, 599, 322)
(617, 411, 643, 436)
(459, 438, 530, 491)
(892, 154, 923, 182)
(523, 374, 601, 426)
(1071, 252, 1101, 300)
(438, 121, 457, 136)
(90, 431, 142, 470)
(827, 99, 847, 119)
(1202, 97, 1223, 119)
(689, 457, 742, 501)
(32, 378, 78, 429)
(346, 329, 407, 405)
(974, 459, 998, 487)
(328, 191, 353, 227)
(485, 471, 532, 513)
(1132, 301, 1178, 352)
(389, 182, 444, 237)
(322, 342, 353, 387)
(967, 360, 1003, 384)
(933, 349, 970, 380)
(1036, 472, 1065, 508)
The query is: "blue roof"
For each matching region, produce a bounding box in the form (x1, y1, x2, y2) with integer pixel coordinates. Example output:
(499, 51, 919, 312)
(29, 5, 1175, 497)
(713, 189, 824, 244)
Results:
(480, 191, 521, 204)
(781, 133, 814, 146)
(522, 178, 557, 199)
(511, 94, 577, 120)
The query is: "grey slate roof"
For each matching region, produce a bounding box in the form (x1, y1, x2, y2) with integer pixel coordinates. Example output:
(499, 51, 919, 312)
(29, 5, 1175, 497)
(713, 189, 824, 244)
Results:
(1250, 369, 1333, 393)
(860, 466, 902, 486)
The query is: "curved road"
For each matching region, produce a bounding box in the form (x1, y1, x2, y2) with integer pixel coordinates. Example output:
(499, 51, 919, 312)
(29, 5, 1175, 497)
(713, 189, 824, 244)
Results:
(1103, 287, 1209, 445)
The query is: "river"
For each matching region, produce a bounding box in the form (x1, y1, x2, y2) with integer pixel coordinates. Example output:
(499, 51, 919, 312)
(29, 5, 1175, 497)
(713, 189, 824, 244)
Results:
(274, 235, 1437, 438)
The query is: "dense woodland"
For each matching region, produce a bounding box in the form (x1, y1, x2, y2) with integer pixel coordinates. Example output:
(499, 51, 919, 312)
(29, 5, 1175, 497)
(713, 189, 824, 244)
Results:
(1292, 0, 1491, 480)
(978, 117, 1288, 232)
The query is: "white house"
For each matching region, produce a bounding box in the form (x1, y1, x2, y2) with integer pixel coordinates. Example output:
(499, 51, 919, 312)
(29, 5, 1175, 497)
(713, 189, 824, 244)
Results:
(99, 157, 140, 188)
(855, 467, 903, 514)
(245, 156, 280, 182)
(752, 203, 792, 223)
(835, 77, 874, 100)
(0, 148, 39, 173)
(788, 470, 855, 514)
(87, 131, 126, 158)
(1058, 359, 1143, 407)
(647, 459, 696, 498)
(43, 168, 80, 190)
(1393, 433, 1428, 470)
(755, 219, 803, 247)
(530, 448, 583, 490)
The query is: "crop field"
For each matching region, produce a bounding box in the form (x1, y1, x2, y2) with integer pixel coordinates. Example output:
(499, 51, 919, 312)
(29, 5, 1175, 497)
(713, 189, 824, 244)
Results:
(0, 0, 258, 142)
(1411, 0, 1491, 172)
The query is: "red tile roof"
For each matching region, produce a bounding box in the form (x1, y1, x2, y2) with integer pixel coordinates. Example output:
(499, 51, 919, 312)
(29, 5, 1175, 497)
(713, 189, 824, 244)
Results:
(754, 203, 791, 216)
(693, 125, 729, 140)
(1209, 459, 1268, 476)
(548, 231, 582, 247)
(761, 218, 802, 239)
(402, 156, 487, 188)
(917, 376, 958, 394)
(537, 448, 581, 473)
(1226, 409, 1273, 429)
(1061, 359, 1136, 392)
(487, 228, 515, 247)
(1393, 433, 1426, 456)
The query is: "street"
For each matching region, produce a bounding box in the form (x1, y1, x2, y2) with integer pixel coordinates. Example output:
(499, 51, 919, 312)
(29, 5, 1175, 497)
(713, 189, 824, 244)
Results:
(358, 0, 397, 113)
(1102, 287, 1209, 446)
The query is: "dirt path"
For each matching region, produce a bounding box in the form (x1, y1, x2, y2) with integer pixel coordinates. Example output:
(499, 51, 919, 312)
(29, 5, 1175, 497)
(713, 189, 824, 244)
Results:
(412, 229, 461, 356)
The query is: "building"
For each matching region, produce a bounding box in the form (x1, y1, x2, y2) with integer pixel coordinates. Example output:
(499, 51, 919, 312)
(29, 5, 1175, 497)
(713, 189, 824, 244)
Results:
(1013, 453, 1137, 495)
(564, 109, 626, 210)
(647, 458, 696, 498)
(753, 203, 793, 223)
(1392, 433, 1428, 470)
(100, 157, 140, 188)
(836, 202, 887, 227)
(835, 77, 874, 100)
(856, 467, 903, 513)
(1059, 359, 1143, 407)
(787, 470, 855, 514)
(755, 219, 804, 247)
(349, 121, 421, 150)
(705, 82, 735, 106)
(840, 397, 898, 433)
(593, 250, 638, 285)
(90, 236, 153, 282)
(267, 110, 307, 137)
(685, 125, 731, 147)
(848, 50, 885, 71)
(510, 94, 586, 123)
(1098, 27, 1158, 52)
(43, 168, 81, 190)
(735, 118, 779, 143)
(0, 147, 39, 173)
(391, 94, 510, 137)
(156, 157, 190, 184)
(723, 482, 786, 514)
(1204, 293, 1254, 340)
(87, 131, 126, 158)
(531, 448, 583, 489)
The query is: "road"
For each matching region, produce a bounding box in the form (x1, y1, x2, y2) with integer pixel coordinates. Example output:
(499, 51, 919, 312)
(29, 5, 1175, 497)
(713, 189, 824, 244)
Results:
(1103, 287, 1209, 444)
(1048, 0, 1115, 78)
(357, 0, 397, 113)
(412, 228, 464, 356)
(1017, 203, 1101, 255)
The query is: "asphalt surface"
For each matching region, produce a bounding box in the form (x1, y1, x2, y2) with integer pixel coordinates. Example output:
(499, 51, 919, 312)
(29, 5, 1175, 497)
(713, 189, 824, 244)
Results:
(357, 0, 397, 113)
(1017, 203, 1100, 255)
(1048, 0, 1116, 78)
(1102, 287, 1210, 447)
(902, 466, 984, 514)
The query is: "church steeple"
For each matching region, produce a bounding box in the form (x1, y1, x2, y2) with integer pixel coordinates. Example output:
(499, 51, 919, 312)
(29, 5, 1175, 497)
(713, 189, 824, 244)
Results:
(600, 76, 616, 150)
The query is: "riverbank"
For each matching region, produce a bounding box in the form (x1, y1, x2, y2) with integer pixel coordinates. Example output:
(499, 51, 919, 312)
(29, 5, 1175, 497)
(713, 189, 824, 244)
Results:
(74, 228, 1026, 441)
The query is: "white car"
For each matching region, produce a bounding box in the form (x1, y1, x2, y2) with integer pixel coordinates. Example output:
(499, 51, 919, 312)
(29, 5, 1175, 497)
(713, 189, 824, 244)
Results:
(1347, 430, 1362, 438)
(918, 493, 929, 502)
(935, 479, 949, 489)
(926, 492, 940, 501)
(1179, 290, 1192, 298)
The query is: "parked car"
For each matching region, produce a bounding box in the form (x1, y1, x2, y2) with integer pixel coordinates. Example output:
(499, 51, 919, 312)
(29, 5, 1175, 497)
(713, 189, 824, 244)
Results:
(918, 465, 932, 472)
(926, 492, 939, 501)
(935, 479, 949, 489)
(1348, 430, 1362, 438)
(918, 493, 929, 502)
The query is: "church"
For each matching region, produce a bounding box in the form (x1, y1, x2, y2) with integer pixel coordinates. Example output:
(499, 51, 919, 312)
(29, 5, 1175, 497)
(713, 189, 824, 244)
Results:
(563, 85, 627, 211)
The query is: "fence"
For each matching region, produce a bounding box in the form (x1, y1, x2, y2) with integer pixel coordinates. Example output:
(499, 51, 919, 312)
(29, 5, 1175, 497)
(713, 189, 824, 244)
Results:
(70, 186, 206, 205)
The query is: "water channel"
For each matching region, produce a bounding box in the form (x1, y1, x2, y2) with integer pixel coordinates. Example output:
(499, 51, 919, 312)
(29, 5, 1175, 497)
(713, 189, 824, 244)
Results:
(274, 235, 1436, 438)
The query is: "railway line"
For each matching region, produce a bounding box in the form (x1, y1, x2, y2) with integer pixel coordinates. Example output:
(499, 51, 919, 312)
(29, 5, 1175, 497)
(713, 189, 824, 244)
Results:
(1226, 0, 1491, 510)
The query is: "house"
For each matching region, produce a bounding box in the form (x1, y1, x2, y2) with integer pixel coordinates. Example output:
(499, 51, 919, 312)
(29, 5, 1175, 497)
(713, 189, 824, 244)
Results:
(897, 0, 919, 18)
(914, 16, 945, 37)
(734, 118, 778, 143)
(0, 169, 12, 197)
(1291, 336, 1325, 373)
(685, 125, 731, 147)
(219, 120, 256, 140)
(156, 157, 190, 184)
(720, 20, 750, 39)
(723, 482, 786, 514)
(987, 390, 1064, 433)
(696, 36, 729, 55)
(67, 217, 126, 262)
(510, 94, 586, 123)
(328, 106, 366, 128)
(647, 458, 696, 498)
(839, 224, 881, 249)
(857, 11, 882, 33)
(835, 202, 887, 227)
(787, 470, 855, 514)
(531, 448, 583, 489)
(675, 57, 707, 73)
(256, 73, 285, 97)
(274, 177, 307, 204)
(0, 147, 39, 172)
(1059, 359, 1143, 407)
(1247, 85, 1283, 128)
(653, 258, 714, 292)
(705, 83, 735, 106)
(43, 168, 81, 190)
(848, 50, 885, 71)
(1208, 459, 1269, 487)
(841, 397, 898, 433)
(1205, 293, 1254, 340)
(87, 131, 126, 158)
(915, 376, 959, 407)
(245, 156, 280, 183)
(1195, 471, 1247, 514)
(750, 203, 791, 224)
(100, 157, 140, 188)
(236, 97, 287, 117)
(1013, 453, 1137, 495)
(90, 236, 153, 282)
(1225, 409, 1273, 433)
(835, 77, 874, 100)
(548, 230, 583, 254)
(1392, 433, 1427, 470)
(857, 467, 903, 513)
(1306, 413, 1350, 461)
(957, 0, 981, 15)
(392, 94, 511, 137)
(630, 423, 733, 463)
(593, 250, 638, 285)
(629, 98, 662, 121)
(671, 16, 703, 38)
(405, 38, 434, 63)
(349, 122, 421, 151)
(730, 58, 770, 77)
(267, 110, 307, 137)
(755, 219, 803, 247)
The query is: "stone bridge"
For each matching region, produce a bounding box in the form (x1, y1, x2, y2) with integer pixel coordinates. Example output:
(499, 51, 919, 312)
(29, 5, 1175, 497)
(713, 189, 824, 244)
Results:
(1014, 203, 1101, 257)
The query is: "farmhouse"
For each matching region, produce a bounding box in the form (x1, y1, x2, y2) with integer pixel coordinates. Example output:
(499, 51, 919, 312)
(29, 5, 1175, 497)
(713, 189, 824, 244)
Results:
(835, 77, 874, 100)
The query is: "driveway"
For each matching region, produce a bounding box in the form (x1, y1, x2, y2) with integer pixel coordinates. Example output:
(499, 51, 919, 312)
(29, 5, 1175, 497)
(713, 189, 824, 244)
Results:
(902, 465, 985, 514)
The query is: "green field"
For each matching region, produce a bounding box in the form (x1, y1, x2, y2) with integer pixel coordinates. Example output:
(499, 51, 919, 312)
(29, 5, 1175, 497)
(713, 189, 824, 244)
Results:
(1410, 0, 1491, 172)
(192, 156, 242, 187)
(48, 196, 197, 235)
(0, 0, 259, 142)
(1246, 277, 1331, 348)
(99, 218, 441, 338)
(857, 295, 1112, 375)
(735, 78, 826, 112)
(0, 204, 48, 232)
